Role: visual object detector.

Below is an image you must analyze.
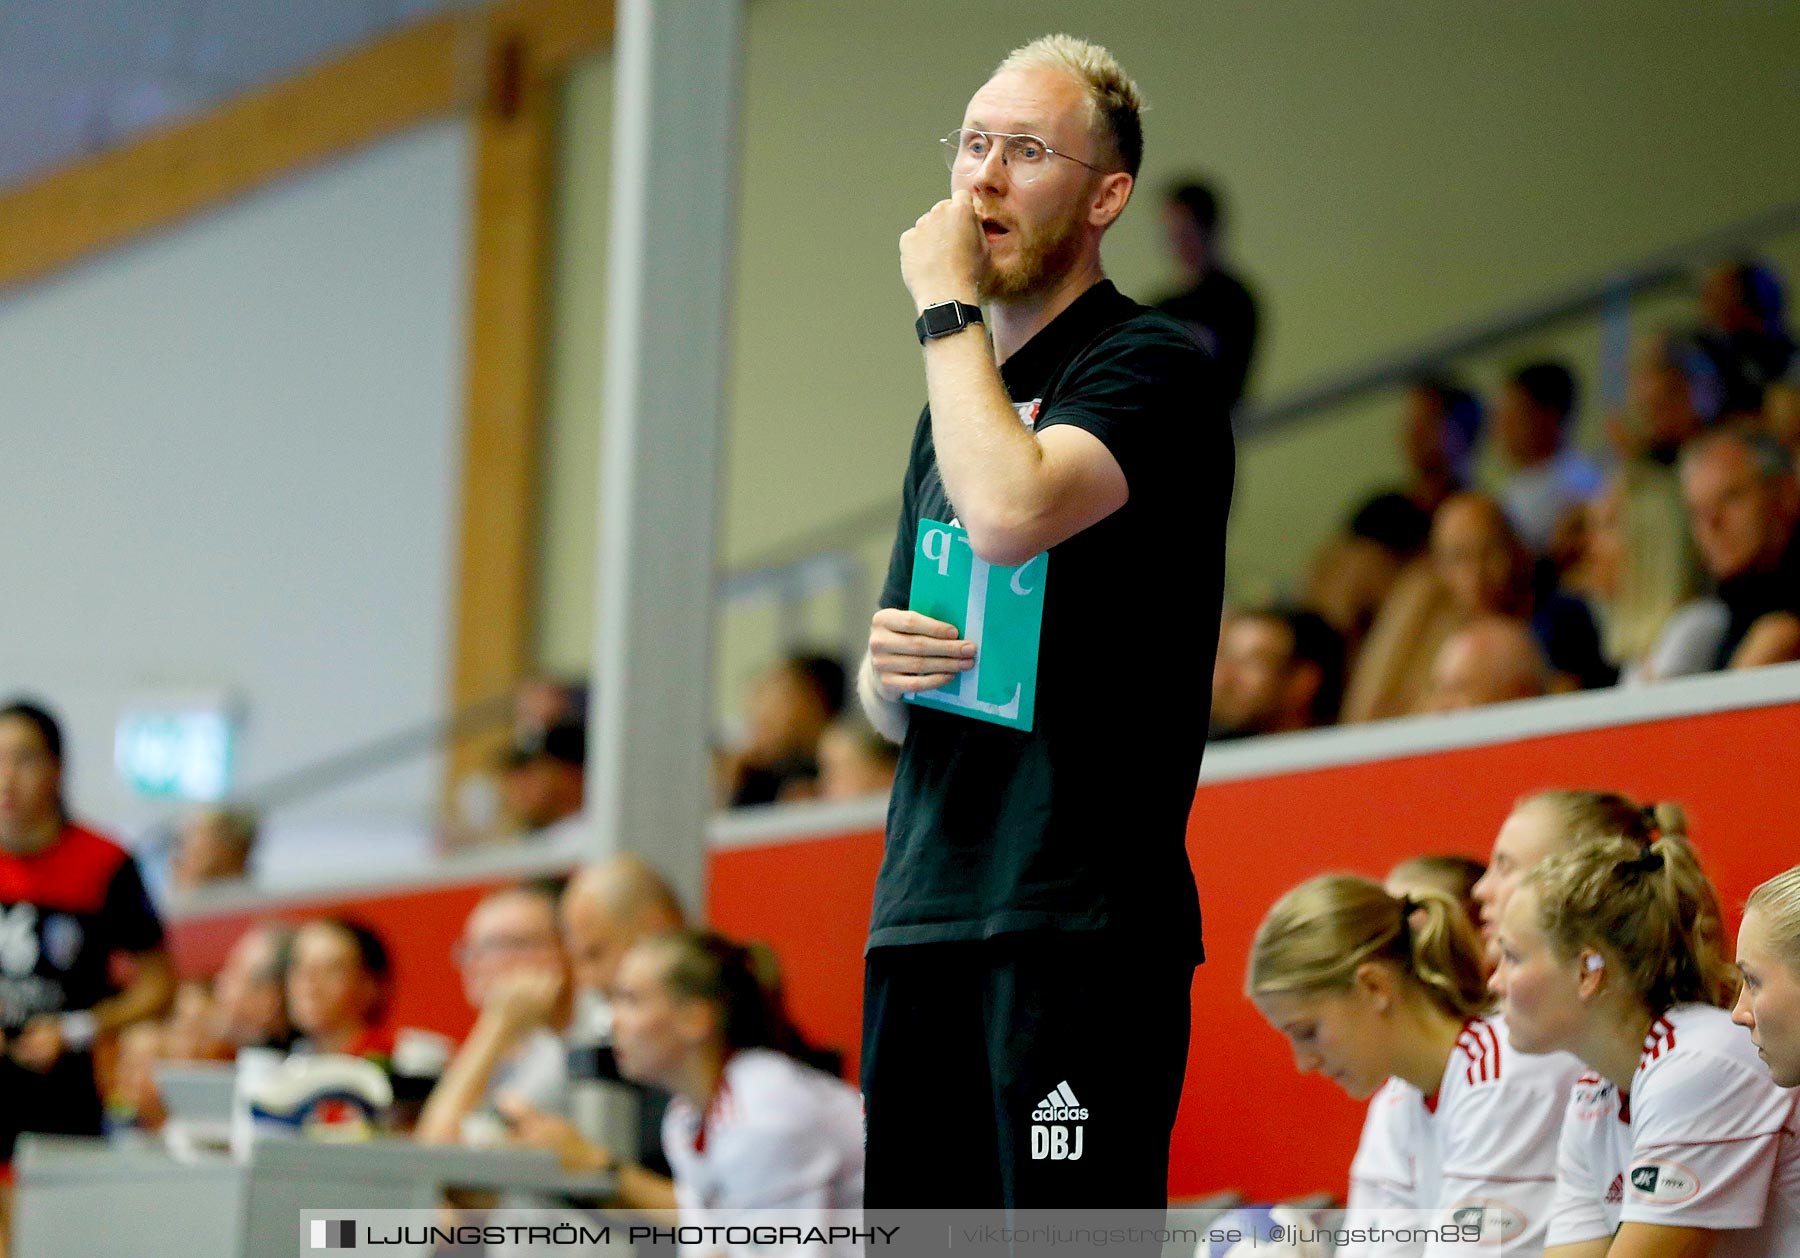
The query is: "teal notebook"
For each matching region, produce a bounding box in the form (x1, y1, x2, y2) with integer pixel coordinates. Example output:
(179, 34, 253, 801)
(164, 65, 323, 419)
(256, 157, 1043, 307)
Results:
(904, 518, 1047, 731)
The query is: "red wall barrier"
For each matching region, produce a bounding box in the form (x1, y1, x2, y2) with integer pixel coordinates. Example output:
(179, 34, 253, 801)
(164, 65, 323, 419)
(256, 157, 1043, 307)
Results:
(168, 686, 1800, 1201)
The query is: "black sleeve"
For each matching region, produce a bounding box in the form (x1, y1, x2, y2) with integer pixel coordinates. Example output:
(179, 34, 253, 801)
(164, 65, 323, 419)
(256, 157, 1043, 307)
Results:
(101, 855, 166, 954)
(1034, 323, 1219, 505)
(876, 407, 932, 612)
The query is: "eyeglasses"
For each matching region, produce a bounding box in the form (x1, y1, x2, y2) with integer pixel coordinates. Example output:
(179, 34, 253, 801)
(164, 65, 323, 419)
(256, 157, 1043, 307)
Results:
(940, 129, 1108, 186)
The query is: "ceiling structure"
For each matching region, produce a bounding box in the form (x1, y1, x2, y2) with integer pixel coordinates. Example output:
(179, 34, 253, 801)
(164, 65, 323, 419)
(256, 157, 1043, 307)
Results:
(0, 0, 485, 192)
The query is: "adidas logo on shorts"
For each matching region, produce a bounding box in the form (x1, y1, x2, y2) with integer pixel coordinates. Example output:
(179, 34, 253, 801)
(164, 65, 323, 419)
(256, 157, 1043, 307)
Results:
(1031, 1081, 1089, 1122)
(1029, 1080, 1087, 1161)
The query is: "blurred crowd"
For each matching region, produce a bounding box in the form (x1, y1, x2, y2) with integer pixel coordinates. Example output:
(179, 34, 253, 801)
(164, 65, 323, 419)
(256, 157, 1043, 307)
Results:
(1210, 260, 1800, 741)
(0, 698, 864, 1255)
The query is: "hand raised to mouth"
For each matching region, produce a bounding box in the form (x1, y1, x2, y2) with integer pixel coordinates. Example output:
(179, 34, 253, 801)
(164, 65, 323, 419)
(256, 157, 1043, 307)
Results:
(899, 187, 989, 311)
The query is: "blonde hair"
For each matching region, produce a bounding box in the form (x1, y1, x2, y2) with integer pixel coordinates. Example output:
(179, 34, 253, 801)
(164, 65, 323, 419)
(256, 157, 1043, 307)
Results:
(1595, 462, 1706, 665)
(1746, 865, 1800, 971)
(996, 34, 1145, 177)
(1516, 788, 1686, 850)
(1247, 874, 1489, 1020)
(1523, 834, 1738, 1011)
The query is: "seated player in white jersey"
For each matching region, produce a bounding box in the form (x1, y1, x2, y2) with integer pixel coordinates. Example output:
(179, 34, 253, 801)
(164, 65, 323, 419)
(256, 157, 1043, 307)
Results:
(1734, 864, 1800, 1089)
(1249, 874, 1582, 1255)
(606, 930, 863, 1231)
(1494, 833, 1800, 1257)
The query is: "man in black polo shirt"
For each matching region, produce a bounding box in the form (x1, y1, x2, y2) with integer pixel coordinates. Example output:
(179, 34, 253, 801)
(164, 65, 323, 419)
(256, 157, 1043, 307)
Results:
(856, 36, 1232, 1209)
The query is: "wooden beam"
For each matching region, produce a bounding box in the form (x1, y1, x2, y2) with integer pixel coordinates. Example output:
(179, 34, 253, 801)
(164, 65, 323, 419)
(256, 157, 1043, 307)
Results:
(0, 0, 612, 293)
(444, 0, 613, 822)
(0, 17, 474, 292)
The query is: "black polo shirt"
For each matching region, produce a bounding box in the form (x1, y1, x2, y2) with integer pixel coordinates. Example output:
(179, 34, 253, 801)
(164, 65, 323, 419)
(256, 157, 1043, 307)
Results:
(869, 280, 1233, 964)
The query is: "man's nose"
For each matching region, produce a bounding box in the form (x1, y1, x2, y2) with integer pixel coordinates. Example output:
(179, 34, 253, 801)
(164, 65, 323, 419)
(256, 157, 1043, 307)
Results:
(968, 140, 1009, 190)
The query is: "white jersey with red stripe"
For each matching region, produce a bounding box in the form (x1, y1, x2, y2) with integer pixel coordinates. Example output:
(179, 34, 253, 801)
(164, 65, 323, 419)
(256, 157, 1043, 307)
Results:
(1343, 1013, 1580, 1257)
(1545, 1003, 1800, 1255)
(662, 1048, 865, 1253)
(1343, 1079, 1423, 1258)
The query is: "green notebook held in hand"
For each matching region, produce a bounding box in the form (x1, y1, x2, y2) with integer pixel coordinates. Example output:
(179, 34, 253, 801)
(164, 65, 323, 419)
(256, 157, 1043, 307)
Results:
(904, 518, 1047, 731)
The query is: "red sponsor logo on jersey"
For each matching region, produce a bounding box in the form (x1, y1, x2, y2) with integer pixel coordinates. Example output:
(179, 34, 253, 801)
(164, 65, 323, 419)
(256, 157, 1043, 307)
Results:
(1605, 1174, 1623, 1205)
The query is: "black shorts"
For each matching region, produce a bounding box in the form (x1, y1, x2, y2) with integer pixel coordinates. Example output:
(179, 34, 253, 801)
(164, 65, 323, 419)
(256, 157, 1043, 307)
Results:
(860, 933, 1194, 1210)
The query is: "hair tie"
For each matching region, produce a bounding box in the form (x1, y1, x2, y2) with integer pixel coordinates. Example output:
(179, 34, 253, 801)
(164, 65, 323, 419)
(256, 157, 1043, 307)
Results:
(1624, 848, 1665, 876)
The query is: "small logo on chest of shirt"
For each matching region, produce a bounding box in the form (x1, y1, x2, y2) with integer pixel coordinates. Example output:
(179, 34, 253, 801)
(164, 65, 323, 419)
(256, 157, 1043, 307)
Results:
(1013, 399, 1043, 427)
(1629, 1159, 1701, 1204)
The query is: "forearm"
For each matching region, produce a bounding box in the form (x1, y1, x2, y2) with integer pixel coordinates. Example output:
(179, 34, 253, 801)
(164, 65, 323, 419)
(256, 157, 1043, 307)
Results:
(858, 652, 908, 743)
(92, 951, 175, 1035)
(922, 325, 1051, 560)
(416, 1014, 521, 1144)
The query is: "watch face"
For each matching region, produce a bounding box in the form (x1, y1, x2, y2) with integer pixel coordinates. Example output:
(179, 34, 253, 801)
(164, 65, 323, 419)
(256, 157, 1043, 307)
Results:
(923, 303, 967, 336)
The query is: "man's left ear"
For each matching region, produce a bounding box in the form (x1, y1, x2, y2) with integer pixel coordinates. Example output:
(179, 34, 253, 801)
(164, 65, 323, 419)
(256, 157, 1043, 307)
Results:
(1090, 172, 1133, 229)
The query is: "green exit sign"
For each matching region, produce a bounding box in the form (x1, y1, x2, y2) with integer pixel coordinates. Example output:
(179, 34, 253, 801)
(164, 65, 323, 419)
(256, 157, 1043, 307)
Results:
(114, 706, 237, 801)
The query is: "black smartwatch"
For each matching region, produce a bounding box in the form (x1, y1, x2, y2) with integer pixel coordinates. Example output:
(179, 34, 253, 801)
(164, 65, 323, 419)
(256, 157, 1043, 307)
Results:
(915, 300, 983, 344)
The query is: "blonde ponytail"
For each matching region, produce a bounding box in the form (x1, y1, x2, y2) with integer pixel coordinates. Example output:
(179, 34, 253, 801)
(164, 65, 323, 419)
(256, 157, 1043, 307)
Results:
(1524, 834, 1738, 1011)
(1249, 874, 1488, 1020)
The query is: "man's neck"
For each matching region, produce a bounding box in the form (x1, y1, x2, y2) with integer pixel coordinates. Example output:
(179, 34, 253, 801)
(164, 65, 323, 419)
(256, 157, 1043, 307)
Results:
(0, 815, 63, 858)
(987, 256, 1107, 364)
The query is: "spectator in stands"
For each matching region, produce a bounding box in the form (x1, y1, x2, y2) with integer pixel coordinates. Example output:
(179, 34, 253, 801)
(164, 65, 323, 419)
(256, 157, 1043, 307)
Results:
(1431, 491, 1612, 688)
(1305, 531, 1407, 667)
(1418, 616, 1550, 712)
(212, 922, 295, 1051)
(169, 804, 258, 892)
(1697, 261, 1795, 418)
(162, 980, 231, 1063)
(516, 853, 688, 1208)
(1208, 608, 1345, 740)
(1734, 864, 1800, 1087)
(498, 721, 587, 840)
(1470, 790, 1677, 965)
(1356, 375, 1488, 533)
(1764, 376, 1800, 463)
(1152, 178, 1259, 412)
(287, 918, 394, 1065)
(1384, 854, 1485, 934)
(1580, 461, 1726, 684)
(416, 884, 571, 1145)
(1678, 428, 1800, 669)
(815, 715, 900, 801)
(1338, 557, 1460, 724)
(512, 675, 588, 739)
(510, 932, 863, 1232)
(719, 653, 846, 807)
(1609, 330, 1719, 465)
(1493, 361, 1602, 556)
(0, 699, 175, 1202)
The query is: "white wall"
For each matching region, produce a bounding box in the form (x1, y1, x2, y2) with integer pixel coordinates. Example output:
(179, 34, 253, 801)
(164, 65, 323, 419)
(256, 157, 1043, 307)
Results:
(0, 121, 471, 860)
